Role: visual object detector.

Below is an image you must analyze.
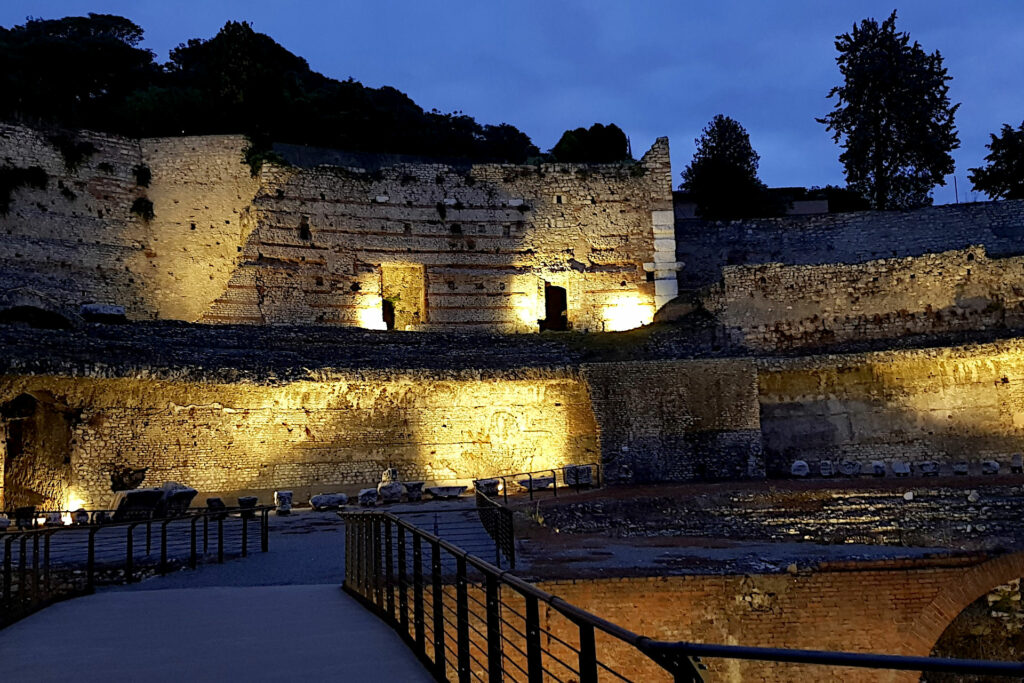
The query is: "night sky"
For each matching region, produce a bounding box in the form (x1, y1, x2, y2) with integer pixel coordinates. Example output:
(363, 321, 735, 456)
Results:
(3, 1, 1021, 205)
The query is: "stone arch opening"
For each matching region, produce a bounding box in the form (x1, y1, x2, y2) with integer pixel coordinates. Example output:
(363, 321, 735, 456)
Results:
(539, 283, 568, 331)
(0, 305, 73, 329)
(0, 391, 75, 511)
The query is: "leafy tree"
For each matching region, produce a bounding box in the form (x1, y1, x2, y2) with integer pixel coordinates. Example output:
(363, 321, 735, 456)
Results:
(819, 11, 959, 210)
(680, 114, 777, 220)
(969, 122, 1024, 200)
(550, 123, 630, 163)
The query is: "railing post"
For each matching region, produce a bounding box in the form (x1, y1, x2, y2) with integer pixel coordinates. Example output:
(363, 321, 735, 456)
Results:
(385, 517, 395, 619)
(456, 555, 471, 683)
(217, 517, 224, 564)
(373, 516, 384, 609)
(577, 622, 599, 683)
(527, 473, 534, 501)
(431, 539, 446, 675)
(525, 594, 543, 683)
(595, 463, 602, 489)
(261, 508, 269, 552)
(486, 570, 503, 683)
(502, 476, 508, 505)
(398, 523, 409, 637)
(242, 513, 249, 558)
(125, 524, 135, 583)
(190, 516, 199, 569)
(87, 528, 97, 591)
(145, 520, 152, 555)
(413, 533, 425, 654)
(551, 468, 558, 497)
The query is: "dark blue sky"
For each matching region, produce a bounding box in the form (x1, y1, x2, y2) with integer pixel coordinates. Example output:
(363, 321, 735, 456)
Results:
(3, 1, 1022, 205)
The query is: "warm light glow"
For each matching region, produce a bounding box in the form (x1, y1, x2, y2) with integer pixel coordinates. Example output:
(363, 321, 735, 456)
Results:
(62, 492, 86, 525)
(601, 295, 655, 332)
(357, 295, 388, 330)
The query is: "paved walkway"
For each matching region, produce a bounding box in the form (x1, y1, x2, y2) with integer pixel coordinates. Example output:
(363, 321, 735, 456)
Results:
(0, 510, 433, 682)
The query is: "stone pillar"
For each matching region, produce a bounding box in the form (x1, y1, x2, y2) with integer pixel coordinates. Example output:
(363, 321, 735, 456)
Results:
(650, 209, 679, 310)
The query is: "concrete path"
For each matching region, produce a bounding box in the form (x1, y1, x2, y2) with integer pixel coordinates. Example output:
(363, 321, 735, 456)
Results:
(0, 585, 433, 682)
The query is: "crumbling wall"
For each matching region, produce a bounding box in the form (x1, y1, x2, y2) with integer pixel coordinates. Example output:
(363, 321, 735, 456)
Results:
(707, 246, 1024, 350)
(0, 123, 259, 321)
(203, 139, 675, 331)
(758, 341, 1024, 476)
(581, 359, 762, 481)
(0, 371, 599, 507)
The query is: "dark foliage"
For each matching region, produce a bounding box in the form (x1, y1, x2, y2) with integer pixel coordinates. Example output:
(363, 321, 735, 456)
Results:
(130, 196, 154, 220)
(132, 164, 151, 187)
(680, 115, 780, 220)
(818, 11, 959, 210)
(969, 121, 1024, 200)
(0, 165, 47, 215)
(46, 131, 97, 170)
(0, 16, 538, 163)
(550, 123, 631, 163)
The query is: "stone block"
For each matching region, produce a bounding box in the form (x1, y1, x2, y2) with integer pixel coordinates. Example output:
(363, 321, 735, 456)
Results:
(274, 490, 293, 515)
(982, 460, 1000, 475)
(563, 465, 593, 487)
(310, 493, 348, 510)
(892, 461, 911, 477)
(0, 516, 9, 531)
(475, 478, 500, 496)
(839, 460, 861, 476)
(358, 488, 378, 507)
(377, 481, 403, 503)
(517, 476, 554, 491)
(238, 496, 258, 519)
(1012, 454, 1024, 474)
(953, 462, 969, 476)
(405, 481, 424, 502)
(870, 461, 886, 477)
(426, 486, 466, 500)
(790, 460, 809, 477)
(380, 468, 400, 484)
(819, 461, 835, 477)
(919, 461, 939, 477)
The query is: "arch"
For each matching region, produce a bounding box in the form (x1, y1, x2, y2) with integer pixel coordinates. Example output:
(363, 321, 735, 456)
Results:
(909, 552, 1024, 656)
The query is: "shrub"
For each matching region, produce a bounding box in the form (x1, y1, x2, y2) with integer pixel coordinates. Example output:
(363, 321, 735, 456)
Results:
(130, 196, 154, 220)
(0, 165, 48, 215)
(132, 164, 151, 187)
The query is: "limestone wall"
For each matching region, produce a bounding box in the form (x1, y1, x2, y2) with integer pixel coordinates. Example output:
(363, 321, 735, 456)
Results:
(0, 371, 598, 508)
(0, 122, 675, 332)
(676, 199, 1024, 289)
(708, 246, 1024, 350)
(0, 123, 258, 321)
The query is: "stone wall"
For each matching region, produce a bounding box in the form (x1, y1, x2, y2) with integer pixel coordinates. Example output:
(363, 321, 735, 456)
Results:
(0, 370, 598, 509)
(581, 360, 763, 482)
(0, 123, 676, 332)
(708, 246, 1024, 350)
(675, 199, 1024, 290)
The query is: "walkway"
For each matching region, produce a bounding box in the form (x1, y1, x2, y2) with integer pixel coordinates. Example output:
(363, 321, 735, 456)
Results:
(0, 510, 433, 682)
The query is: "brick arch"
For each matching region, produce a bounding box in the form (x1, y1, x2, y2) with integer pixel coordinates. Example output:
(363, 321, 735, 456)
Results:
(905, 551, 1024, 656)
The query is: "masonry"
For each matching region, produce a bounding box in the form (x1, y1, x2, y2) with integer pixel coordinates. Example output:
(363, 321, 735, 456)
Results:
(0, 122, 677, 333)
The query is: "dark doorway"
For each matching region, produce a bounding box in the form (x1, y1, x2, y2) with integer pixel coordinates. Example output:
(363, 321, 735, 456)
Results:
(382, 298, 396, 331)
(539, 284, 568, 331)
(0, 306, 72, 329)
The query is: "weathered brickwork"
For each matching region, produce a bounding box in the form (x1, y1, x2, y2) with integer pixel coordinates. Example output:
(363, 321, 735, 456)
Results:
(0, 371, 598, 509)
(708, 246, 1024, 350)
(0, 123, 676, 332)
(539, 552, 1024, 682)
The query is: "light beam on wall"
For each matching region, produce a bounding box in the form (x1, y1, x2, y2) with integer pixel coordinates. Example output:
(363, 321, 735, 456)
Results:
(357, 295, 388, 330)
(601, 295, 655, 332)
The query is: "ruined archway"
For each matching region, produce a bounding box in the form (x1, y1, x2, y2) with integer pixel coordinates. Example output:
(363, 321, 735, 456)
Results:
(0, 392, 75, 511)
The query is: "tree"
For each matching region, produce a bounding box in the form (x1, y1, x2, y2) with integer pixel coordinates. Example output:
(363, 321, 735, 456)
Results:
(679, 114, 776, 220)
(818, 11, 959, 210)
(550, 123, 630, 163)
(969, 122, 1024, 200)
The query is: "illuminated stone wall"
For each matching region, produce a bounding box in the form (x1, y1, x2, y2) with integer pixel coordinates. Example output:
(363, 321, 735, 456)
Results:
(708, 246, 1024, 350)
(0, 371, 598, 508)
(758, 339, 1024, 476)
(0, 123, 675, 332)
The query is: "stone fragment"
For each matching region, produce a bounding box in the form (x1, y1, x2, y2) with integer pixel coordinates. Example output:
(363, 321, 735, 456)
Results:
(44, 512, 62, 527)
(310, 493, 348, 511)
(0, 515, 9, 531)
(157, 482, 197, 517)
(358, 488, 378, 507)
(786, 563, 798, 574)
(238, 496, 258, 519)
(475, 478, 500, 496)
(274, 490, 293, 515)
(93, 511, 110, 524)
(1011, 454, 1024, 474)
(72, 509, 89, 525)
(892, 461, 911, 477)
(903, 491, 915, 501)
(839, 460, 861, 476)
(953, 461, 969, 476)
(982, 460, 1001, 475)
(518, 476, 554, 491)
(790, 460, 809, 477)
(967, 490, 981, 504)
(819, 461, 835, 477)
(377, 481, 404, 504)
(871, 461, 886, 477)
(381, 468, 400, 484)
(919, 461, 939, 476)
(563, 465, 593, 487)
(426, 486, 466, 500)
(405, 481, 424, 502)
(206, 497, 228, 520)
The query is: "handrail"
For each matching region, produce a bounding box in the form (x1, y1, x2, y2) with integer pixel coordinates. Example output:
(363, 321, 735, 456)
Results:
(473, 462, 601, 503)
(341, 508, 1024, 682)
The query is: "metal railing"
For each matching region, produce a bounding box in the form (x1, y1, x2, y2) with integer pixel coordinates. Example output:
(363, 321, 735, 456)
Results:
(1, 505, 272, 628)
(475, 463, 602, 504)
(342, 510, 1024, 682)
(474, 490, 515, 569)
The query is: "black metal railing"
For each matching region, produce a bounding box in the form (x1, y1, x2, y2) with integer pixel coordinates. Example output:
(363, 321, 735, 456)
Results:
(475, 463, 602, 504)
(342, 510, 1024, 682)
(395, 506, 512, 570)
(474, 490, 515, 570)
(1, 505, 272, 628)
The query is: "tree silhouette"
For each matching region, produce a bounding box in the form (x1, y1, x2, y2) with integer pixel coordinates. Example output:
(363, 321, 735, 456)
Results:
(969, 122, 1024, 200)
(550, 123, 630, 163)
(819, 11, 959, 210)
(680, 114, 776, 220)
